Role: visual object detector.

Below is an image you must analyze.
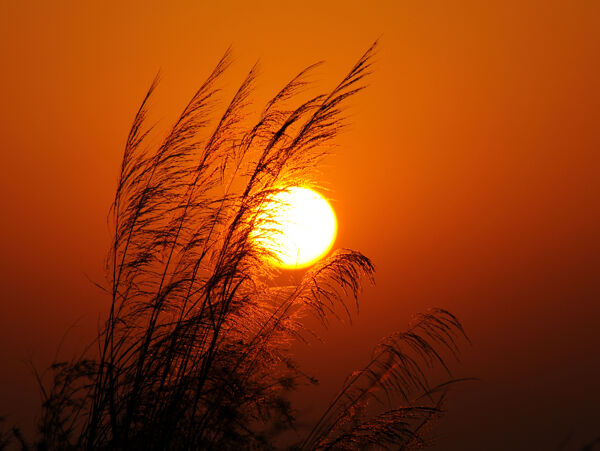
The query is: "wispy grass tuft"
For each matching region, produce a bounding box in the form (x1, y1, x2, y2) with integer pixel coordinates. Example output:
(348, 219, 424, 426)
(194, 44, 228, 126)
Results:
(2, 42, 470, 451)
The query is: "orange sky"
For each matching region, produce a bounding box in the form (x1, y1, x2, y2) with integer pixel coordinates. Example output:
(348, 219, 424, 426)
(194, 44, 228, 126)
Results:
(1, 1, 599, 448)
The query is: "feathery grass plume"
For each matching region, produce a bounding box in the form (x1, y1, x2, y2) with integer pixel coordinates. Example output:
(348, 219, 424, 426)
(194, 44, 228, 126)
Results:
(14, 41, 470, 450)
(299, 309, 470, 450)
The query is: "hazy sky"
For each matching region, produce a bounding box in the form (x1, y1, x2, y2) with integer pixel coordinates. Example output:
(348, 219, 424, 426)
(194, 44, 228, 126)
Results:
(1, 1, 599, 449)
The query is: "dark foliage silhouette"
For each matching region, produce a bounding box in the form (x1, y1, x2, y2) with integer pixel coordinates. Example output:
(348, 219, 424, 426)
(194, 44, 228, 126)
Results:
(3, 42, 470, 450)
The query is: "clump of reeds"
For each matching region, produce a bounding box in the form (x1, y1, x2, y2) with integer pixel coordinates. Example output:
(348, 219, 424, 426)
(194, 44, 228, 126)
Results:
(4, 42, 469, 450)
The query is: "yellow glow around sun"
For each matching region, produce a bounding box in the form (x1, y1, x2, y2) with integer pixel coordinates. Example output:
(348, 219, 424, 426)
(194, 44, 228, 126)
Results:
(252, 187, 337, 269)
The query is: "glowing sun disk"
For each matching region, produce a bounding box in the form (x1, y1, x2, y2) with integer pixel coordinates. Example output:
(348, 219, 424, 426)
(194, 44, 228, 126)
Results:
(252, 187, 337, 269)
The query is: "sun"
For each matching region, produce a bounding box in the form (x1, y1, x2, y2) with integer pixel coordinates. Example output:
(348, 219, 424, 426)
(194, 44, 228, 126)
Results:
(251, 187, 337, 269)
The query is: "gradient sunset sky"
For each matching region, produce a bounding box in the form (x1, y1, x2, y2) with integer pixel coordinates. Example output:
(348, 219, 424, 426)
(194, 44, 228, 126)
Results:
(1, 1, 599, 449)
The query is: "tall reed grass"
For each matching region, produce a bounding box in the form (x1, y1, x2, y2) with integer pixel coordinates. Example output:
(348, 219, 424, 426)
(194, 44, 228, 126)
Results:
(4, 42, 469, 450)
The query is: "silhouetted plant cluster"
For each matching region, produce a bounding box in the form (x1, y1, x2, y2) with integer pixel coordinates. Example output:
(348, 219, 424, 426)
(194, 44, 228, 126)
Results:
(3, 42, 470, 450)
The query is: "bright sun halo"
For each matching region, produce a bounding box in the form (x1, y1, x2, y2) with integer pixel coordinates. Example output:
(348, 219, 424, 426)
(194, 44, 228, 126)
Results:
(252, 187, 337, 269)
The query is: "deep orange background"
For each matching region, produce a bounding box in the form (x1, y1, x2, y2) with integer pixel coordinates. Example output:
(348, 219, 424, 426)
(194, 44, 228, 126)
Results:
(1, 1, 599, 448)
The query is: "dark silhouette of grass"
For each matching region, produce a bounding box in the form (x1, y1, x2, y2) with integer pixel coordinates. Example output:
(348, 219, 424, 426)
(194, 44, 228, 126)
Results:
(3, 42, 471, 450)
